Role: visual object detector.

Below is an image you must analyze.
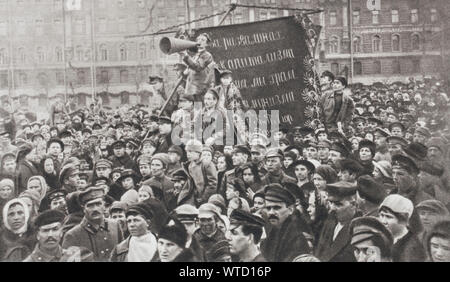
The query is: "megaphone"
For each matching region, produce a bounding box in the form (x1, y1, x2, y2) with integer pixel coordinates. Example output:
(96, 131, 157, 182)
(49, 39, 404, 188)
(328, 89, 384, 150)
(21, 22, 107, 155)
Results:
(159, 37, 199, 55)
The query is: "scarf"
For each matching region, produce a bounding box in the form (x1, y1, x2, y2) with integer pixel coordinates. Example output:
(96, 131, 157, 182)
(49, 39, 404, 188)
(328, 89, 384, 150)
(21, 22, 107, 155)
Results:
(127, 232, 157, 262)
(2, 198, 30, 235)
(27, 175, 48, 202)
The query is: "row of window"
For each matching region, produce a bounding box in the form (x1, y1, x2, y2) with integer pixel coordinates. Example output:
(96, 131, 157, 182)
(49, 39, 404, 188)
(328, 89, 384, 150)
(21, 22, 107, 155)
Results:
(328, 8, 438, 26)
(0, 42, 159, 64)
(327, 33, 422, 54)
(330, 59, 422, 76)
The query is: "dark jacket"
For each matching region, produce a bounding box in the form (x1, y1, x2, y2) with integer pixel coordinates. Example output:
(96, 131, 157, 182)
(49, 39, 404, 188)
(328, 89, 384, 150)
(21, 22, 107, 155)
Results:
(108, 154, 138, 172)
(0, 227, 37, 262)
(392, 231, 427, 262)
(260, 213, 311, 262)
(193, 228, 226, 253)
(260, 171, 297, 187)
(183, 50, 214, 97)
(62, 217, 123, 262)
(314, 214, 356, 262)
(319, 88, 355, 127)
(151, 248, 200, 262)
(16, 160, 39, 195)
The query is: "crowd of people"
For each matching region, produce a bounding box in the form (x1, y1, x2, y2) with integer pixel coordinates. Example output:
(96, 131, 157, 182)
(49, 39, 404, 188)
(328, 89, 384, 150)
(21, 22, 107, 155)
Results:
(0, 32, 450, 262)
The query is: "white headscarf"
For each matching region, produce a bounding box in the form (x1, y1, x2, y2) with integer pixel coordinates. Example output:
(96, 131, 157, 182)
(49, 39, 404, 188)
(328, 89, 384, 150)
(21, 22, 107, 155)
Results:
(2, 198, 30, 235)
(27, 175, 48, 202)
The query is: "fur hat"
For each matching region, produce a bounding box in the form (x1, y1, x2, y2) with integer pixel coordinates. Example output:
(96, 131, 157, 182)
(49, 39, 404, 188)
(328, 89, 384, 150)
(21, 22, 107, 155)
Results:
(158, 223, 188, 248)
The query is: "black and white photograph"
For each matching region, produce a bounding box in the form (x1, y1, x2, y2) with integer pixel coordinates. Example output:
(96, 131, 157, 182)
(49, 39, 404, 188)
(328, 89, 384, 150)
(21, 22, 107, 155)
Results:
(0, 0, 449, 269)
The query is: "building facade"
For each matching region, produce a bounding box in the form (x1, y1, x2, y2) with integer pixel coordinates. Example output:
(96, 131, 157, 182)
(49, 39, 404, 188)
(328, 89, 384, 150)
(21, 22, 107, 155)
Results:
(1, 0, 449, 114)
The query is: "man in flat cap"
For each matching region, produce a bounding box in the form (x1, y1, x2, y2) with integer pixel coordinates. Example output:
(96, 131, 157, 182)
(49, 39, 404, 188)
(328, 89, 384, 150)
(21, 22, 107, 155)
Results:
(219, 145, 250, 196)
(350, 216, 394, 262)
(378, 194, 426, 262)
(226, 209, 266, 262)
(154, 116, 173, 154)
(110, 202, 157, 262)
(167, 145, 184, 176)
(24, 210, 94, 262)
(413, 127, 431, 146)
(261, 148, 296, 186)
(108, 140, 138, 172)
(386, 135, 408, 158)
(173, 204, 205, 261)
(328, 142, 349, 169)
(62, 187, 124, 261)
(356, 175, 386, 216)
(260, 184, 310, 262)
(416, 200, 450, 247)
(315, 181, 359, 262)
(317, 140, 332, 165)
(59, 163, 80, 193)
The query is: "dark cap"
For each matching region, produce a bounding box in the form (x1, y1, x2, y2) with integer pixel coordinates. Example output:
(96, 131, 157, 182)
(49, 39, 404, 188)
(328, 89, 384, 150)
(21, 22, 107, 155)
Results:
(229, 209, 265, 227)
(292, 159, 315, 173)
(368, 117, 383, 126)
(117, 169, 139, 184)
(404, 142, 428, 161)
(232, 145, 251, 157)
(168, 145, 184, 157)
(96, 159, 112, 169)
(126, 202, 153, 220)
(171, 169, 189, 182)
(264, 183, 296, 206)
(334, 76, 348, 88)
(391, 154, 420, 175)
(416, 200, 450, 215)
(158, 224, 188, 248)
(326, 181, 357, 201)
(59, 164, 79, 184)
(265, 148, 284, 159)
(330, 142, 350, 157)
(358, 140, 376, 156)
(337, 159, 364, 174)
(158, 116, 172, 124)
(317, 140, 332, 149)
(148, 75, 163, 84)
(386, 136, 408, 146)
(111, 140, 126, 149)
(357, 175, 386, 205)
(110, 201, 127, 213)
(389, 122, 406, 132)
(78, 186, 105, 206)
(350, 216, 394, 247)
(47, 189, 67, 203)
(59, 130, 73, 139)
(414, 127, 431, 139)
(34, 209, 66, 229)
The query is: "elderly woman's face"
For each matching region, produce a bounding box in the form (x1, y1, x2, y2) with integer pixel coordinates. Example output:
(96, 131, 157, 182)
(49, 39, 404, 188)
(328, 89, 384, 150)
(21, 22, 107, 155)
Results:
(313, 173, 327, 190)
(27, 179, 42, 194)
(0, 185, 12, 199)
(7, 203, 26, 231)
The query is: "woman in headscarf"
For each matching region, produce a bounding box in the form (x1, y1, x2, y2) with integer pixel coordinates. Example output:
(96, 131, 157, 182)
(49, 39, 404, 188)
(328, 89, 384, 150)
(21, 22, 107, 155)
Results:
(0, 153, 17, 188)
(0, 198, 37, 261)
(18, 189, 41, 225)
(40, 155, 60, 191)
(15, 144, 39, 196)
(0, 178, 15, 224)
(26, 175, 48, 203)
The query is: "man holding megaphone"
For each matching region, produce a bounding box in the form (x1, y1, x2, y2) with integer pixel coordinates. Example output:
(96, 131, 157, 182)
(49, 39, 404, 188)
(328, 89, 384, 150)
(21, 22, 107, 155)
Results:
(179, 33, 216, 102)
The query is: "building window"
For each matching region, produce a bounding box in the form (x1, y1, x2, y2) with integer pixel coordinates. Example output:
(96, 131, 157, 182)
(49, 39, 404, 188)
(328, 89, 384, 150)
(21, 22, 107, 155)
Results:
(100, 70, 109, 83)
(37, 73, 48, 87)
(391, 10, 399, 24)
(430, 9, 437, 22)
(268, 11, 277, 19)
(77, 70, 85, 84)
(392, 59, 401, 74)
(139, 67, 148, 81)
(329, 36, 339, 54)
(412, 59, 421, 73)
(75, 18, 84, 34)
(372, 11, 379, 24)
(392, 34, 400, 52)
(17, 20, 26, 35)
(35, 19, 43, 35)
(56, 72, 64, 85)
(0, 21, 7, 36)
(120, 70, 128, 83)
(411, 9, 418, 23)
(372, 35, 382, 52)
(353, 10, 360, 25)
(54, 18, 62, 34)
(139, 43, 147, 60)
(411, 34, 420, 51)
(36, 47, 45, 63)
(118, 17, 126, 33)
(18, 73, 27, 86)
(234, 13, 243, 24)
(18, 47, 26, 63)
(331, 62, 339, 75)
(138, 17, 147, 31)
(0, 73, 7, 88)
(98, 18, 107, 33)
(353, 36, 362, 53)
(76, 46, 83, 61)
(0, 49, 7, 65)
(260, 12, 267, 20)
(99, 44, 108, 61)
(85, 50, 91, 61)
(330, 11, 337, 26)
(55, 47, 63, 62)
(119, 43, 127, 61)
(373, 60, 381, 74)
(353, 61, 362, 75)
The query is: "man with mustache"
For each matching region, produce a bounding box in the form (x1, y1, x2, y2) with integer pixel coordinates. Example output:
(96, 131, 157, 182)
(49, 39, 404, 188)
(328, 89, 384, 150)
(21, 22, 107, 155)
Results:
(24, 210, 93, 262)
(315, 181, 360, 262)
(261, 148, 296, 186)
(62, 187, 124, 261)
(260, 184, 310, 261)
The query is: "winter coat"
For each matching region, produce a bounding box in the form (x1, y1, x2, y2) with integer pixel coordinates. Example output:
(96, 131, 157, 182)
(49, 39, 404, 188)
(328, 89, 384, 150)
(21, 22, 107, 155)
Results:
(392, 231, 427, 262)
(319, 88, 355, 127)
(16, 160, 39, 196)
(186, 160, 218, 206)
(260, 212, 311, 262)
(0, 227, 37, 262)
(183, 50, 214, 97)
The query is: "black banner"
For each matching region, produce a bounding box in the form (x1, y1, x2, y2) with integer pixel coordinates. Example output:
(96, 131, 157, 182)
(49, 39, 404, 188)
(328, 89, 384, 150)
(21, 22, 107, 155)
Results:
(196, 15, 321, 127)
